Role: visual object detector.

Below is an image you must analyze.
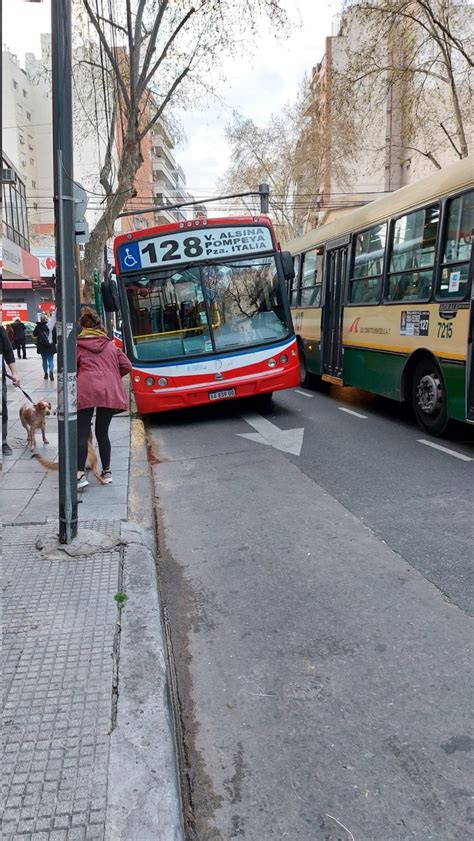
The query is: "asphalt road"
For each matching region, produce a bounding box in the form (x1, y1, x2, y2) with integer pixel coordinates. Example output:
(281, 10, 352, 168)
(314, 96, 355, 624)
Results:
(146, 385, 473, 841)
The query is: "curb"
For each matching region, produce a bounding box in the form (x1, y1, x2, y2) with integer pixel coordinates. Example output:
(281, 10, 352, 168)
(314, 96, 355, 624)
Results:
(105, 411, 185, 841)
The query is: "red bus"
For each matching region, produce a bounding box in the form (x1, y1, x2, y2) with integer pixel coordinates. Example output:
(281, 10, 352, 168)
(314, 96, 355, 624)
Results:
(113, 216, 299, 413)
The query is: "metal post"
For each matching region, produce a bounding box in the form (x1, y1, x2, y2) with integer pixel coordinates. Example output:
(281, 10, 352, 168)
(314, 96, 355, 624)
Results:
(259, 183, 270, 214)
(52, 0, 78, 542)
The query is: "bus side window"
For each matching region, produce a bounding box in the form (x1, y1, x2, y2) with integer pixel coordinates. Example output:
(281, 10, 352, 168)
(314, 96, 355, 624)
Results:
(437, 190, 473, 300)
(387, 205, 439, 302)
(289, 255, 301, 307)
(348, 223, 386, 304)
(300, 249, 323, 307)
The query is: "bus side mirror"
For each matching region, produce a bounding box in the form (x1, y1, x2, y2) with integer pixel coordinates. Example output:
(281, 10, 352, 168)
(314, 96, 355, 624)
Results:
(101, 278, 120, 312)
(281, 251, 295, 281)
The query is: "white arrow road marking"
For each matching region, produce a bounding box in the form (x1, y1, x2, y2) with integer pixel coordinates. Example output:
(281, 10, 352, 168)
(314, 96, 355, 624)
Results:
(417, 439, 473, 462)
(238, 412, 304, 456)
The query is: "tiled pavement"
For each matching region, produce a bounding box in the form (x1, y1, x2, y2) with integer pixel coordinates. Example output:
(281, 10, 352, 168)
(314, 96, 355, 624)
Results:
(2, 355, 130, 840)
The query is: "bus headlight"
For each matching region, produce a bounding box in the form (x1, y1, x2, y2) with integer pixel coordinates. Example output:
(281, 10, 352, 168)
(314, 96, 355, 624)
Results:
(279, 354, 288, 364)
(145, 376, 155, 387)
(158, 377, 168, 387)
(267, 358, 277, 368)
(133, 375, 140, 383)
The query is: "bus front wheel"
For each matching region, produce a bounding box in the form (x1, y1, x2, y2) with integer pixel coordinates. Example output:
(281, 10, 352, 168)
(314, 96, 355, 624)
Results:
(411, 359, 448, 436)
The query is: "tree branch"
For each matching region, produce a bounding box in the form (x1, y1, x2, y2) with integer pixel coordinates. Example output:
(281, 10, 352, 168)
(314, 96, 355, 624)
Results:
(138, 64, 192, 140)
(82, 0, 131, 109)
(137, 7, 196, 97)
(135, 0, 170, 95)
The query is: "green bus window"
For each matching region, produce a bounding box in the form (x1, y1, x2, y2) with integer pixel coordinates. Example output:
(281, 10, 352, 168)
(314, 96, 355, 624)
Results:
(437, 191, 473, 300)
(387, 205, 439, 302)
(300, 249, 323, 307)
(349, 223, 386, 304)
(289, 255, 301, 306)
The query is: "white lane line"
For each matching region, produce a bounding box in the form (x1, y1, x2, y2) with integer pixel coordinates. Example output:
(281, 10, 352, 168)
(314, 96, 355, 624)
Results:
(295, 389, 313, 398)
(338, 407, 368, 419)
(417, 439, 473, 462)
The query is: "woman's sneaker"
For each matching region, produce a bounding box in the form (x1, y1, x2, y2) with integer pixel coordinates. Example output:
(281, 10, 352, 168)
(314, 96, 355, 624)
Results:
(101, 470, 113, 484)
(77, 473, 89, 489)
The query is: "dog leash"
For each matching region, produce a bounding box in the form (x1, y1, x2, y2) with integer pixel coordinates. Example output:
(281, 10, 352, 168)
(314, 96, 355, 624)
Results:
(4, 372, 35, 404)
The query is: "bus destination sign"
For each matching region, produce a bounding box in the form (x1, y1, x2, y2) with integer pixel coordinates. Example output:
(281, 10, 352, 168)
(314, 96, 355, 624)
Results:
(118, 225, 274, 273)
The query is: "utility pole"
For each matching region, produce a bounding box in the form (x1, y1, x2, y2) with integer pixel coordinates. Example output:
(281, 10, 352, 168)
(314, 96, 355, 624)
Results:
(51, 0, 78, 542)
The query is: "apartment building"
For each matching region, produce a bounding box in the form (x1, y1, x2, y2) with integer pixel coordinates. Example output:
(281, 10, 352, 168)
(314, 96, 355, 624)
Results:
(295, 7, 472, 233)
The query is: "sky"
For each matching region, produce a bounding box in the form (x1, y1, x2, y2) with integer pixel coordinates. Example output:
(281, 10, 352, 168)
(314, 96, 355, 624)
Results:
(3, 0, 339, 202)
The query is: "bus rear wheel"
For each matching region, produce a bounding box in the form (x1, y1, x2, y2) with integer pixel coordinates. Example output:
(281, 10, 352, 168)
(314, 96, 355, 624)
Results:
(411, 359, 448, 436)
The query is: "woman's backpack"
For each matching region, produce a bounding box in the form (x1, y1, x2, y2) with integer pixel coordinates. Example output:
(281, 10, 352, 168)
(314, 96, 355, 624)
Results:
(37, 328, 53, 352)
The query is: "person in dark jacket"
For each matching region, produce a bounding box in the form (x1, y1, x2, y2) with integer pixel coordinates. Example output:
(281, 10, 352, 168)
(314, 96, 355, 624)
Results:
(33, 314, 57, 381)
(12, 318, 27, 359)
(76, 308, 132, 488)
(1, 325, 21, 456)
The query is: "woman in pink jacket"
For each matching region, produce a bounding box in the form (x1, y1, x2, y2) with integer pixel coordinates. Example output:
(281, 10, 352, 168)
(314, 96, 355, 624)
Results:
(77, 308, 132, 488)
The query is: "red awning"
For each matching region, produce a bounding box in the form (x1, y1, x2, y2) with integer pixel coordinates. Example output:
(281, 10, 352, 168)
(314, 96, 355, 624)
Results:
(3, 279, 33, 290)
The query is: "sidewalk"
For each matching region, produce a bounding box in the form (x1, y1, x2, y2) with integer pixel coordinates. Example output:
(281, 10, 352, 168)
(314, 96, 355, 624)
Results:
(2, 355, 183, 841)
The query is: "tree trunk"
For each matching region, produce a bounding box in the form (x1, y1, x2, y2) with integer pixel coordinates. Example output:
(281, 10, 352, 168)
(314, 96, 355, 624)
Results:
(82, 139, 143, 302)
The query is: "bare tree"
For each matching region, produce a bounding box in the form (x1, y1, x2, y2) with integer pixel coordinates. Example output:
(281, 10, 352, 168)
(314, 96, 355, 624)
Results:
(338, 0, 473, 171)
(76, 0, 288, 299)
(219, 80, 332, 242)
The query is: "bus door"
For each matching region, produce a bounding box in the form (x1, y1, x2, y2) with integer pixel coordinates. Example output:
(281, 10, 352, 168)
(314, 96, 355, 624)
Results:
(467, 251, 474, 422)
(321, 234, 350, 381)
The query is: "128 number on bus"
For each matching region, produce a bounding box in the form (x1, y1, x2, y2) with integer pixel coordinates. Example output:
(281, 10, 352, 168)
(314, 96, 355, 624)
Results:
(142, 237, 203, 264)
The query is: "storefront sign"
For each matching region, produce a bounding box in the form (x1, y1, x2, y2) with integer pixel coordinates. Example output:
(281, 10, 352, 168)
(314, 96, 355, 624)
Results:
(1, 241, 24, 275)
(2, 302, 29, 322)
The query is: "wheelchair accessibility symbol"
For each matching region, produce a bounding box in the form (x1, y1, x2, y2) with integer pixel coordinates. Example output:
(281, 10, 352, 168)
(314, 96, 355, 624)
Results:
(120, 243, 141, 271)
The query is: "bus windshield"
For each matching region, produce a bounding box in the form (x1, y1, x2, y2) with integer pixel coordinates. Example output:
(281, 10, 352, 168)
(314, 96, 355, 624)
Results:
(123, 255, 291, 361)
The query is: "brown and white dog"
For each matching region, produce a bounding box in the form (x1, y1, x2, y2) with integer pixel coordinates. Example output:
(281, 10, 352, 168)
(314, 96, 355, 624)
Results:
(32, 432, 107, 485)
(19, 400, 52, 451)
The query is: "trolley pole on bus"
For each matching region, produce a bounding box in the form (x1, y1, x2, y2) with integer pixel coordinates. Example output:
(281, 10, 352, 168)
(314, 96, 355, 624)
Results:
(259, 183, 269, 214)
(52, 0, 78, 542)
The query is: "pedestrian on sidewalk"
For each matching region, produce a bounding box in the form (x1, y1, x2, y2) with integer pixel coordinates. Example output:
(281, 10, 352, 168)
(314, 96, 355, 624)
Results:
(33, 314, 57, 381)
(1, 324, 21, 456)
(77, 307, 132, 488)
(12, 318, 27, 359)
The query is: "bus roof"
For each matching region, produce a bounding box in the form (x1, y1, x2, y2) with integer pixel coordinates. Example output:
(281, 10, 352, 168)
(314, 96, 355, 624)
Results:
(285, 157, 473, 255)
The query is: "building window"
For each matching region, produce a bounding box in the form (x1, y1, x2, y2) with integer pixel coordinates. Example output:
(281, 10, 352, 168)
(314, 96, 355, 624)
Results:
(26, 111, 32, 121)
(2, 157, 30, 250)
(13, 80, 18, 89)
(32, 180, 37, 189)
(30, 158, 35, 166)
(23, 89, 27, 98)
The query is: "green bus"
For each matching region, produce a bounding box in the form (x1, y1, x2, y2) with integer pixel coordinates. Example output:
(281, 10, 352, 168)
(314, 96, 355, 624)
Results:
(285, 158, 473, 435)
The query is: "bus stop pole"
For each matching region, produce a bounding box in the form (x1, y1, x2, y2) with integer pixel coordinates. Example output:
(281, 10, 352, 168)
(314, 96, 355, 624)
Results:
(52, 0, 78, 542)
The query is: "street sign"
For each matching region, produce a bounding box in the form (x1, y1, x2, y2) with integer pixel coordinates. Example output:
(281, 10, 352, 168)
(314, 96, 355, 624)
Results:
(73, 182, 88, 224)
(75, 220, 90, 244)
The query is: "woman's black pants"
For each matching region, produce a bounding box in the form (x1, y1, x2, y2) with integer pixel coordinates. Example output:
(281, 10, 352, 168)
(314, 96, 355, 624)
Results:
(77, 407, 115, 473)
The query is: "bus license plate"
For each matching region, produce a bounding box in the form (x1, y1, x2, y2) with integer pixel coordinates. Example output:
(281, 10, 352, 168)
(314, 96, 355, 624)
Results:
(208, 388, 236, 401)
